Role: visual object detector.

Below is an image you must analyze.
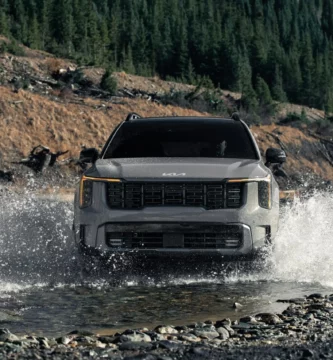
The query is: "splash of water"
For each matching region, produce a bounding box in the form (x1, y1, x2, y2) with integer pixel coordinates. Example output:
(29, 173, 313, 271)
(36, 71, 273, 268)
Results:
(0, 187, 75, 286)
(269, 191, 333, 286)
(226, 191, 333, 288)
(0, 187, 332, 291)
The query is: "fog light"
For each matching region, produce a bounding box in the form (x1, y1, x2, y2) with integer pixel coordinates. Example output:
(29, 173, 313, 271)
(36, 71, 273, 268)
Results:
(225, 239, 240, 248)
(109, 238, 123, 248)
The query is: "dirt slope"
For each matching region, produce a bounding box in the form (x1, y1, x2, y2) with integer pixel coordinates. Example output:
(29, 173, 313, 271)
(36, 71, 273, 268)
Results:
(0, 40, 333, 187)
(0, 86, 207, 164)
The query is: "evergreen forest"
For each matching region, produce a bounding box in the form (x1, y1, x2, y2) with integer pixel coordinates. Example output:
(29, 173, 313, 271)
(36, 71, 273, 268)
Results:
(1, 0, 333, 111)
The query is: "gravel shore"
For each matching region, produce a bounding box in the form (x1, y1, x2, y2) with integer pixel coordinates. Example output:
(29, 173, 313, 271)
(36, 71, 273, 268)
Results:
(1, 293, 333, 359)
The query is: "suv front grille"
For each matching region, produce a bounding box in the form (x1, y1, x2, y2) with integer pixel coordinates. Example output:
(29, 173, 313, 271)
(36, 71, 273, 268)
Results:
(106, 225, 242, 250)
(106, 182, 242, 210)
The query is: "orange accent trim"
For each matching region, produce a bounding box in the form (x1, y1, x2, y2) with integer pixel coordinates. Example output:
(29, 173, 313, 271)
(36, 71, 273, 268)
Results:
(227, 175, 272, 209)
(79, 176, 121, 207)
(227, 176, 270, 183)
(81, 176, 121, 183)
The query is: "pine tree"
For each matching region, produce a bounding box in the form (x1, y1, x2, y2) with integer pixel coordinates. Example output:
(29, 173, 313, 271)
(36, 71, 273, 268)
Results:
(271, 65, 287, 102)
(240, 53, 258, 112)
(0, 0, 9, 35)
(300, 35, 315, 106)
(1, 0, 333, 113)
(255, 75, 273, 106)
(51, 0, 73, 56)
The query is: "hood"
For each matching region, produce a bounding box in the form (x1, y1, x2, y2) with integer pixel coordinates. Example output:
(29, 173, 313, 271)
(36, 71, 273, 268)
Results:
(85, 158, 269, 180)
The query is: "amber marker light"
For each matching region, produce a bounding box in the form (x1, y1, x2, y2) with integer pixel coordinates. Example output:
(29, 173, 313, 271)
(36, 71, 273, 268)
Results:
(79, 175, 121, 208)
(227, 175, 272, 209)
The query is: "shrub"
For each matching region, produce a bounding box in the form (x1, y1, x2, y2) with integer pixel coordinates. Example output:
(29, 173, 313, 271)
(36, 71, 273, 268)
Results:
(45, 58, 63, 74)
(280, 109, 309, 125)
(100, 68, 118, 95)
(6, 40, 25, 56)
(160, 87, 226, 115)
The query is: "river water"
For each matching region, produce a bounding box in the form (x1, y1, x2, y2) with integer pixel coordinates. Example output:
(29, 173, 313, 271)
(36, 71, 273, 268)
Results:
(0, 187, 332, 336)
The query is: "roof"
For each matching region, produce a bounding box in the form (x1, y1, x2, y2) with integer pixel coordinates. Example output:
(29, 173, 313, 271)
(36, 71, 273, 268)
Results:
(125, 116, 237, 125)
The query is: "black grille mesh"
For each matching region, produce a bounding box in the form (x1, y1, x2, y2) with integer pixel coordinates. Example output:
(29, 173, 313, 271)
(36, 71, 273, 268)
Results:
(106, 225, 242, 250)
(106, 182, 242, 209)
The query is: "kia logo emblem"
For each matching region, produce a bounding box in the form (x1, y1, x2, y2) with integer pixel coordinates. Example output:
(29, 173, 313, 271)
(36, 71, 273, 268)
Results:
(162, 173, 186, 177)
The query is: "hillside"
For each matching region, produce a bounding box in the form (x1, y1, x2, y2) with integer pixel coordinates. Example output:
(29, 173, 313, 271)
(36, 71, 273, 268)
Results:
(2, 1, 333, 113)
(0, 43, 333, 190)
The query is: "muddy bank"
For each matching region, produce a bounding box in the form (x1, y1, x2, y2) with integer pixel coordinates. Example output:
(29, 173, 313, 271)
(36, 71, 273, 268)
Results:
(0, 294, 332, 359)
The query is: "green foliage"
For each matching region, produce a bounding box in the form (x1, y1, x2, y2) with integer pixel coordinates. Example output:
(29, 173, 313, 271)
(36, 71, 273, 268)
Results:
(255, 76, 273, 106)
(160, 88, 226, 115)
(2, 0, 333, 113)
(313, 118, 333, 136)
(0, 40, 25, 56)
(280, 109, 310, 125)
(22, 77, 31, 90)
(100, 68, 118, 95)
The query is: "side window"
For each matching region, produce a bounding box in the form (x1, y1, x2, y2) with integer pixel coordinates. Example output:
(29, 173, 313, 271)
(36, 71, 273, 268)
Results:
(101, 123, 123, 158)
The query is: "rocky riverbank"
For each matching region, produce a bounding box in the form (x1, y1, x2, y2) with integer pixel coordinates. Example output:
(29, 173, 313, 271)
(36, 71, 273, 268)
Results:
(1, 294, 332, 359)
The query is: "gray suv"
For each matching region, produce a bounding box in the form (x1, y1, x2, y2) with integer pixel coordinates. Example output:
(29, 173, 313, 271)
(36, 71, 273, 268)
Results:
(73, 113, 285, 264)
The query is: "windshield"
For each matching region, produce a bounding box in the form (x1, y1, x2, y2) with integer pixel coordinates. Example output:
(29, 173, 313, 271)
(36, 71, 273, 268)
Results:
(103, 120, 258, 159)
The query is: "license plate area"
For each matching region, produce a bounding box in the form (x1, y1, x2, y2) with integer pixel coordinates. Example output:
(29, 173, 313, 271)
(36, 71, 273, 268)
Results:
(163, 233, 184, 248)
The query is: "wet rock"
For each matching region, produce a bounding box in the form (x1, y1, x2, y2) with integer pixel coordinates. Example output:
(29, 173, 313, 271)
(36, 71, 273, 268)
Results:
(158, 340, 183, 351)
(67, 329, 95, 336)
(215, 318, 231, 327)
(144, 331, 165, 341)
(193, 326, 219, 340)
(56, 335, 76, 345)
(233, 302, 243, 309)
(323, 308, 333, 314)
(190, 345, 212, 356)
(119, 331, 151, 343)
(303, 348, 315, 357)
(155, 325, 178, 334)
(175, 325, 188, 333)
(179, 333, 201, 343)
(204, 320, 213, 325)
(216, 327, 230, 340)
(95, 340, 106, 348)
(47, 338, 58, 347)
(239, 316, 257, 323)
(0, 329, 19, 342)
(223, 324, 235, 336)
(303, 313, 315, 321)
(39, 338, 50, 349)
(255, 313, 283, 325)
(125, 355, 157, 360)
(209, 338, 223, 346)
(195, 322, 207, 328)
(75, 336, 96, 345)
(98, 336, 117, 344)
(232, 322, 253, 330)
(307, 293, 324, 300)
(118, 341, 153, 351)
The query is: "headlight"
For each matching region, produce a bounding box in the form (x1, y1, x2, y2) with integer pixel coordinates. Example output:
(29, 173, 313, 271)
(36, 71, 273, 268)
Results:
(80, 176, 93, 208)
(79, 176, 121, 208)
(227, 175, 271, 209)
(258, 176, 271, 209)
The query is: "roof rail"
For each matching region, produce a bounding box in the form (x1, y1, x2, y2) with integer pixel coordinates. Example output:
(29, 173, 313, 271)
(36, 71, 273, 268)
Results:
(231, 112, 241, 121)
(125, 113, 141, 121)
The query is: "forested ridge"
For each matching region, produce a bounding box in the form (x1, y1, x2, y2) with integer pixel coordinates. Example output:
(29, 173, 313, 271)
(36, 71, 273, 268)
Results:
(1, 0, 333, 112)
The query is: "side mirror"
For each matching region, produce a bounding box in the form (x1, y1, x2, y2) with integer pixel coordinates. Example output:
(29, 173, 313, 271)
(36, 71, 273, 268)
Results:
(79, 148, 99, 164)
(265, 148, 286, 165)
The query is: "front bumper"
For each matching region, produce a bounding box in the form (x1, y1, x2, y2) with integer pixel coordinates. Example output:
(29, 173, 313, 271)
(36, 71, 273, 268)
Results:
(74, 182, 279, 259)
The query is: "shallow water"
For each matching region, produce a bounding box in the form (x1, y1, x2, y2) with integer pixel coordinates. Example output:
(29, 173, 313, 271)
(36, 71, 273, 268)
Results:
(0, 187, 332, 336)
